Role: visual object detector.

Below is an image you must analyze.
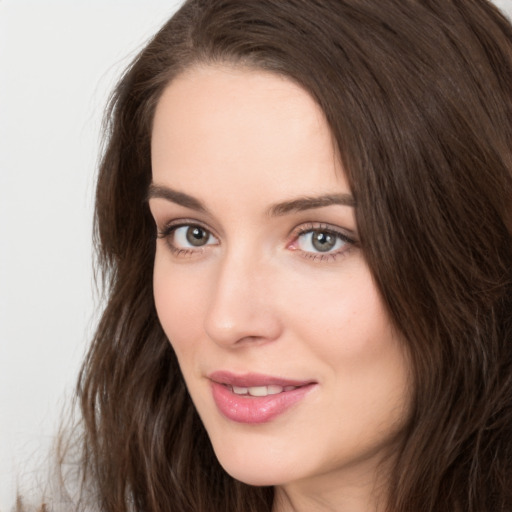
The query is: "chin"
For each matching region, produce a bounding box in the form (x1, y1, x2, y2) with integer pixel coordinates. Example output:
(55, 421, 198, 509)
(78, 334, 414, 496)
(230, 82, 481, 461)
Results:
(210, 438, 297, 487)
(220, 461, 290, 487)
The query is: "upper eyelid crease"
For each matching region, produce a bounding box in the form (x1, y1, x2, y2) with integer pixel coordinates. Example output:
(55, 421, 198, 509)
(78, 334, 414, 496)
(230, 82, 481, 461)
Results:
(158, 220, 213, 235)
(157, 221, 354, 260)
(293, 222, 357, 242)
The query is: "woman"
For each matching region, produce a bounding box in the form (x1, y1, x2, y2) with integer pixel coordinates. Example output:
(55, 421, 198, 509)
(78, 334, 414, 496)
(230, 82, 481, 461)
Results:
(38, 0, 512, 511)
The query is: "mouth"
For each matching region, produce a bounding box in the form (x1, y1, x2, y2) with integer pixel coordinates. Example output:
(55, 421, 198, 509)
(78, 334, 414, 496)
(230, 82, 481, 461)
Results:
(208, 371, 317, 424)
(225, 383, 301, 397)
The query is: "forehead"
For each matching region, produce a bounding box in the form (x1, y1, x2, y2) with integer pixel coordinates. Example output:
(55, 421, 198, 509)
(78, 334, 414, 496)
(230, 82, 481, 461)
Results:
(151, 65, 349, 203)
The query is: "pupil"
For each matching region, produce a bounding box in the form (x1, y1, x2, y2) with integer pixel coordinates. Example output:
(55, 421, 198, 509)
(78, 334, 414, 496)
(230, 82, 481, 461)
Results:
(186, 227, 208, 246)
(312, 231, 335, 252)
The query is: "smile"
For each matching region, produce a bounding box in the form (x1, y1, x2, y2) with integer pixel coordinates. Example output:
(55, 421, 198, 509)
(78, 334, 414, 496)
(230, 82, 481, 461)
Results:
(229, 384, 299, 396)
(208, 372, 316, 424)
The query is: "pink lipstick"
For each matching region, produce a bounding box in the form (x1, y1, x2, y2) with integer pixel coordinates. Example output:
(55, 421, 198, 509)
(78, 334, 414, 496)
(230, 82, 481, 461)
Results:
(209, 371, 316, 424)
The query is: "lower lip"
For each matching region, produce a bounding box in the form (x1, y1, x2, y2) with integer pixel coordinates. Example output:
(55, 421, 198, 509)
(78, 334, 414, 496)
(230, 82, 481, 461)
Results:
(210, 381, 315, 424)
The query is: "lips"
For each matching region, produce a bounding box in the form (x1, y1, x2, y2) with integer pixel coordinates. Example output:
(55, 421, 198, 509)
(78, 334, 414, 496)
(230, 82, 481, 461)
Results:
(230, 384, 298, 396)
(208, 371, 316, 424)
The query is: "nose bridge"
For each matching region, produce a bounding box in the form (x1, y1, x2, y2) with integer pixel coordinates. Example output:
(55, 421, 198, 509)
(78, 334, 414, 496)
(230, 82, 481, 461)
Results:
(204, 244, 281, 347)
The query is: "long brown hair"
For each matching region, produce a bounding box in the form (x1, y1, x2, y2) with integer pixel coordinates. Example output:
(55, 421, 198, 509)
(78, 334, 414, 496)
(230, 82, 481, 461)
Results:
(71, 1, 512, 511)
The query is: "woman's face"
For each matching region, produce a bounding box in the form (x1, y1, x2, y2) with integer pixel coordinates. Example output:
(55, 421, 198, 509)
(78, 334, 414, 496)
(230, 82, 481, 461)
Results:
(149, 65, 410, 502)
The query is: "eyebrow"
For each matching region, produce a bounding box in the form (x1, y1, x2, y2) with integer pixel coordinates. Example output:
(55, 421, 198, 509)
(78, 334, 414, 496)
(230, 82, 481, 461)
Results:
(147, 184, 356, 216)
(268, 193, 356, 216)
(147, 184, 208, 213)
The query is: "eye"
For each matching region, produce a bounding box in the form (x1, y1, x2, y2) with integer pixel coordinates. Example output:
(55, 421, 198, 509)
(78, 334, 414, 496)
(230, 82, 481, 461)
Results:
(174, 225, 215, 248)
(157, 222, 219, 255)
(297, 229, 346, 253)
(288, 223, 356, 261)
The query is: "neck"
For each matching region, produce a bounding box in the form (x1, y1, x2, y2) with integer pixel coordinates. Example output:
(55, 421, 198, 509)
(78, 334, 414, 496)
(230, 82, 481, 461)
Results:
(272, 458, 391, 512)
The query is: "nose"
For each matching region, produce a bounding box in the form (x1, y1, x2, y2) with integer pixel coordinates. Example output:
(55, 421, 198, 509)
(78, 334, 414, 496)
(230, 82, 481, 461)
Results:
(203, 252, 283, 348)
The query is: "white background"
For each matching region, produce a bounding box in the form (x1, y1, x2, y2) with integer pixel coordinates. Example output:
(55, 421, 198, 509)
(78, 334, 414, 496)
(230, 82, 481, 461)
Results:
(1, 1, 511, 510)
(0, 2, 182, 509)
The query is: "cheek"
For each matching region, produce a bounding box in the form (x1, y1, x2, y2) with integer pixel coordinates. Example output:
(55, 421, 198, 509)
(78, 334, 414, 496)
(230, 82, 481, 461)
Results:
(284, 259, 393, 362)
(283, 260, 410, 414)
(153, 251, 208, 353)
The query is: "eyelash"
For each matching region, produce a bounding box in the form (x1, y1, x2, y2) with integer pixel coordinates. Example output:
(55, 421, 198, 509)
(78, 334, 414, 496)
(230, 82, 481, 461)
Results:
(289, 222, 356, 262)
(156, 220, 357, 261)
(157, 220, 218, 258)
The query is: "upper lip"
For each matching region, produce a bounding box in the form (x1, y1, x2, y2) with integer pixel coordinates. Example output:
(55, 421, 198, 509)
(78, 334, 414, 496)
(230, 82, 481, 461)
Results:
(208, 370, 315, 388)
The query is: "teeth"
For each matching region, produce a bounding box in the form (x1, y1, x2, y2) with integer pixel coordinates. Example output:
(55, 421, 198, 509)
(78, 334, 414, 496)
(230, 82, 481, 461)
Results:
(266, 385, 284, 395)
(230, 385, 294, 396)
(248, 386, 272, 397)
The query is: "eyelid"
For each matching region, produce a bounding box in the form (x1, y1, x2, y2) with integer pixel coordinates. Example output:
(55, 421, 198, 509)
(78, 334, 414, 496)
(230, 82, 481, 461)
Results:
(156, 218, 219, 256)
(157, 218, 218, 238)
(287, 222, 358, 260)
(155, 217, 357, 261)
(290, 222, 357, 243)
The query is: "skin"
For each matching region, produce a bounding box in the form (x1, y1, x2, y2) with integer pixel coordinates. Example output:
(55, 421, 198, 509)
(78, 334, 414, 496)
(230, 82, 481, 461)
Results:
(149, 65, 411, 512)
